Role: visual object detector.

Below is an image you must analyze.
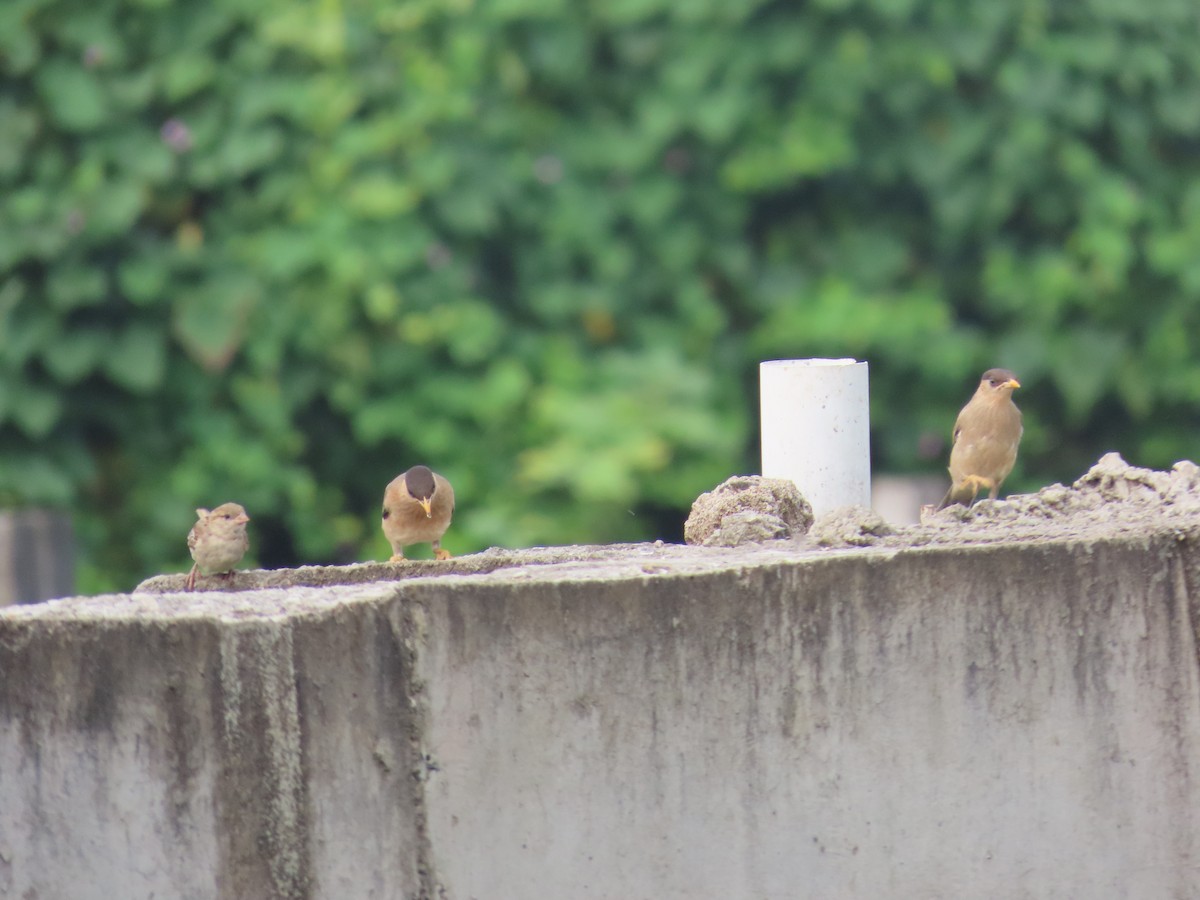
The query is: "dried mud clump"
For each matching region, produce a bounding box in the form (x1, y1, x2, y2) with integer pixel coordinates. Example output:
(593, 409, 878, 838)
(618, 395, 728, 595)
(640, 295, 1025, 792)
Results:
(684, 476, 814, 547)
(1073, 452, 1200, 508)
(810, 505, 894, 548)
(912, 452, 1200, 546)
(924, 452, 1200, 522)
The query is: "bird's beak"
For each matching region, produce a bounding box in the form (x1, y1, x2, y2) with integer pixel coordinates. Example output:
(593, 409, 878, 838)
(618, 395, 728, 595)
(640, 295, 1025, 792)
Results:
(1006, 379, 1021, 390)
(419, 498, 433, 518)
(236, 514, 250, 524)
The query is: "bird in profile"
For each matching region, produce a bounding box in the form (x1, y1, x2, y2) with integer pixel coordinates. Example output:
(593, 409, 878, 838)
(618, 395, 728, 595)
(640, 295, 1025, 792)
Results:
(382, 465, 455, 561)
(186, 502, 251, 591)
(938, 368, 1023, 509)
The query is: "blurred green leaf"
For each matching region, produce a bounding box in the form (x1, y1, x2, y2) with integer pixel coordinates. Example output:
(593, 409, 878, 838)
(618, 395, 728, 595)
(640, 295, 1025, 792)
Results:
(1050, 329, 1127, 423)
(722, 108, 857, 190)
(36, 60, 108, 132)
(0, 100, 38, 177)
(10, 384, 63, 438)
(118, 255, 171, 304)
(42, 328, 106, 383)
(0, 6, 40, 74)
(46, 266, 106, 310)
(87, 180, 145, 236)
(173, 278, 258, 371)
(0, 452, 76, 506)
(164, 54, 217, 101)
(104, 325, 167, 392)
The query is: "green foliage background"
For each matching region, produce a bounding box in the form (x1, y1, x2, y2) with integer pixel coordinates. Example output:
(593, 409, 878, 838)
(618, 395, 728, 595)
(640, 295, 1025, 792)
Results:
(3, 0, 1200, 591)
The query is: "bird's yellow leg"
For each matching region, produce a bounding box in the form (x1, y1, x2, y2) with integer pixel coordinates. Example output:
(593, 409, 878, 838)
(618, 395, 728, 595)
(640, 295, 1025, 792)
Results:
(433, 542, 451, 561)
(962, 475, 998, 505)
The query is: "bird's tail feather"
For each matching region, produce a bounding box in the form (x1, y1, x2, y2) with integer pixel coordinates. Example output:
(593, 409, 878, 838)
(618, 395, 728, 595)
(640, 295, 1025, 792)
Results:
(938, 480, 978, 510)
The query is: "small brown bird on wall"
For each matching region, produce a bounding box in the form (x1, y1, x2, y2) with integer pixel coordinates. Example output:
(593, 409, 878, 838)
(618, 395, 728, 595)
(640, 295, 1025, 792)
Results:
(382, 465, 455, 561)
(186, 503, 250, 590)
(938, 368, 1023, 509)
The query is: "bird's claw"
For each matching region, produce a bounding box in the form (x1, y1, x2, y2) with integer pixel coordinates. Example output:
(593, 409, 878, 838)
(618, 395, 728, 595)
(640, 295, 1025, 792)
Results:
(434, 548, 452, 561)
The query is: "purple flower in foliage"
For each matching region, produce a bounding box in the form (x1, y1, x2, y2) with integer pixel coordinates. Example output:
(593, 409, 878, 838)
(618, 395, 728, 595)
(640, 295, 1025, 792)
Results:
(160, 118, 193, 153)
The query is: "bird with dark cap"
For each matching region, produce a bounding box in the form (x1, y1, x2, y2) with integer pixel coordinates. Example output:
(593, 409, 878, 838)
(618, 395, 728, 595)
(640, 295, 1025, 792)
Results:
(382, 465, 455, 561)
(938, 368, 1023, 509)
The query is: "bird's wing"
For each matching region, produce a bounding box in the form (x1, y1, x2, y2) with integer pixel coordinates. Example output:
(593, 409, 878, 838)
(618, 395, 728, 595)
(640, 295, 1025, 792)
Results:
(950, 410, 966, 447)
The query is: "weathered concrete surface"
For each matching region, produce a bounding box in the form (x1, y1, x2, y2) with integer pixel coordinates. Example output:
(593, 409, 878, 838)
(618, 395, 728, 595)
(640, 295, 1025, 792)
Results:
(0, 585, 430, 899)
(134, 542, 683, 594)
(4, 454, 1200, 898)
(413, 539, 1200, 899)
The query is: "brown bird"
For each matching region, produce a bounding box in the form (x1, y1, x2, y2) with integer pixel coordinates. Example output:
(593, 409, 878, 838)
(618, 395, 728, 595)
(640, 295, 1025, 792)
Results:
(938, 368, 1023, 509)
(186, 502, 250, 591)
(382, 465, 455, 561)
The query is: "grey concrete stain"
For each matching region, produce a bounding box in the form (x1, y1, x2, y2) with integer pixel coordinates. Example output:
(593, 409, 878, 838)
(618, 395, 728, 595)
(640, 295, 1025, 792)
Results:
(2, 454, 1200, 897)
(214, 624, 312, 898)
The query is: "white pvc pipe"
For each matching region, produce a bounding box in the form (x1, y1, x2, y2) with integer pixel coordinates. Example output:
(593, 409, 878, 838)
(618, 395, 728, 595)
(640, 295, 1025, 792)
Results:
(760, 358, 871, 519)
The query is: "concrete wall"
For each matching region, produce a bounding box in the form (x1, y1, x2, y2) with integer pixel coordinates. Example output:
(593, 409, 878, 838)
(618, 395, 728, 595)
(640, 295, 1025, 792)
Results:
(2, 534, 1199, 898)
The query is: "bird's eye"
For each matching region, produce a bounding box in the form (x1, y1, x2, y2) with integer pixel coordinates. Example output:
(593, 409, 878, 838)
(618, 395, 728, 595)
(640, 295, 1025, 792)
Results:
(382, 509, 390, 519)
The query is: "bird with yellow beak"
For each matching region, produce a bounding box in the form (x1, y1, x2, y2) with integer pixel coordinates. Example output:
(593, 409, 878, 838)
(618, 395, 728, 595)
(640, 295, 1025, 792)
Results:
(382, 465, 455, 560)
(938, 368, 1023, 509)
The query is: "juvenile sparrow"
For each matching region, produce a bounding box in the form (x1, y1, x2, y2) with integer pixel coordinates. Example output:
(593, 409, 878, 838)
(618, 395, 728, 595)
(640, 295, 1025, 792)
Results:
(186, 502, 250, 591)
(938, 368, 1023, 509)
(382, 465, 454, 561)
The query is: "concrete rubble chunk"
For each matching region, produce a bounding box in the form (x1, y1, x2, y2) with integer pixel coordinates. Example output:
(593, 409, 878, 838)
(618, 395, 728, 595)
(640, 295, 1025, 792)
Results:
(684, 474, 814, 547)
(701, 510, 791, 546)
(1074, 450, 1171, 498)
(810, 504, 894, 547)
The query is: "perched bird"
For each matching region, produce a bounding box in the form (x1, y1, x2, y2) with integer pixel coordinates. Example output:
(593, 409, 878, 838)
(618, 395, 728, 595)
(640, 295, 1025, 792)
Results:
(186, 503, 251, 591)
(938, 368, 1023, 509)
(382, 465, 455, 561)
